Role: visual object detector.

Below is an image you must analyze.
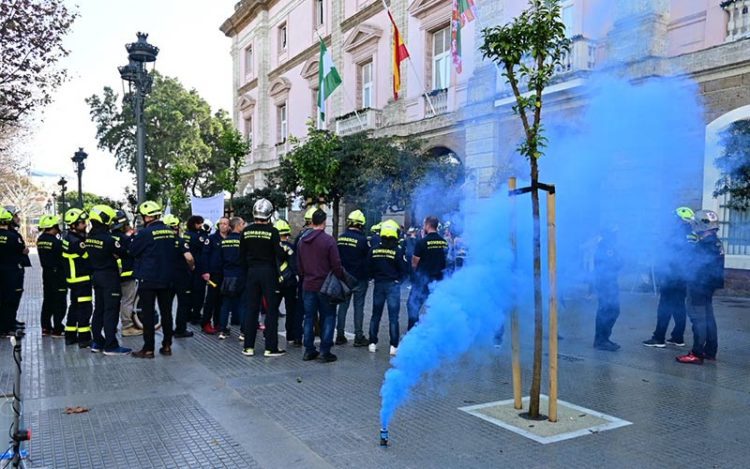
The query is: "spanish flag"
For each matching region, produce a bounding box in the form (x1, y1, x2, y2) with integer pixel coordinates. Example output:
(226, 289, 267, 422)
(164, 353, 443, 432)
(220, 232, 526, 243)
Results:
(386, 8, 410, 100)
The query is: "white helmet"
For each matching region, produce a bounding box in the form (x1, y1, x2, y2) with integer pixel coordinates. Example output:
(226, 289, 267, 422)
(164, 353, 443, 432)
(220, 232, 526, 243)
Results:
(693, 209, 719, 232)
(253, 198, 273, 220)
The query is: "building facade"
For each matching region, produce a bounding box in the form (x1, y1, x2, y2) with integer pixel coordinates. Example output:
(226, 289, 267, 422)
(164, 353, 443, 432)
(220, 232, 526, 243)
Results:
(222, 0, 750, 284)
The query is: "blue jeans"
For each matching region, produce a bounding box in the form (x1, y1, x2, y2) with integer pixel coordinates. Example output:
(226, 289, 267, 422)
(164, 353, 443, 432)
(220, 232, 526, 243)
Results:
(220, 287, 247, 332)
(303, 291, 336, 355)
(336, 278, 368, 339)
(406, 277, 431, 330)
(369, 280, 401, 347)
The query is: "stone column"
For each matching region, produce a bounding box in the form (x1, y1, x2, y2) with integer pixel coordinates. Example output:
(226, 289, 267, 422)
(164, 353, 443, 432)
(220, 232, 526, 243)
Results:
(606, 0, 670, 62)
(257, 10, 271, 164)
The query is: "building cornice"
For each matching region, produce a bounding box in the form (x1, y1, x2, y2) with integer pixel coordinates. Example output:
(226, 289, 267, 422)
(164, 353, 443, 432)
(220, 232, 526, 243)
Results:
(341, 1, 386, 33)
(268, 35, 331, 81)
(220, 0, 279, 37)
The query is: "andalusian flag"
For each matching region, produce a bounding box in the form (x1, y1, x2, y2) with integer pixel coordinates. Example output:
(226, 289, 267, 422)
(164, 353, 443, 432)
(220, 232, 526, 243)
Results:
(386, 8, 410, 100)
(317, 40, 342, 125)
(452, 0, 477, 74)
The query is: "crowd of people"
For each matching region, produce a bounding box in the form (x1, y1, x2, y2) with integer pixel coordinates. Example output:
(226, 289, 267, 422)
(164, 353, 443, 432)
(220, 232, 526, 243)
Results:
(0, 201, 726, 366)
(0, 200, 448, 362)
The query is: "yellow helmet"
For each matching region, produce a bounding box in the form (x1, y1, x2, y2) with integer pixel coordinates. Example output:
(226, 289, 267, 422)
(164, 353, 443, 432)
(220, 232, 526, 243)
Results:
(381, 225, 398, 239)
(138, 200, 163, 217)
(274, 219, 291, 235)
(89, 204, 117, 226)
(347, 210, 366, 226)
(163, 214, 180, 228)
(370, 222, 382, 233)
(39, 214, 61, 230)
(304, 207, 317, 222)
(675, 206, 694, 222)
(64, 208, 87, 226)
(0, 207, 11, 223)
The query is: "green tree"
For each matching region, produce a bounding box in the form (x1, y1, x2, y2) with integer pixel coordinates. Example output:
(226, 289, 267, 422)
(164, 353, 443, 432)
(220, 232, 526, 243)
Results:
(481, 0, 569, 419)
(86, 73, 240, 218)
(714, 119, 750, 210)
(60, 191, 121, 213)
(232, 187, 289, 221)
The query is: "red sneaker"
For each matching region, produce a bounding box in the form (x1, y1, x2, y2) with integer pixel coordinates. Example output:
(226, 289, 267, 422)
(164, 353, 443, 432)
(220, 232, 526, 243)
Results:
(202, 324, 218, 335)
(676, 352, 703, 365)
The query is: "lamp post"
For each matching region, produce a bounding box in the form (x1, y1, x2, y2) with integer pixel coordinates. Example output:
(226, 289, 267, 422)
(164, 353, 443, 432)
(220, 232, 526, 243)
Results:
(71, 148, 87, 208)
(51, 193, 57, 215)
(57, 177, 68, 213)
(118, 32, 159, 204)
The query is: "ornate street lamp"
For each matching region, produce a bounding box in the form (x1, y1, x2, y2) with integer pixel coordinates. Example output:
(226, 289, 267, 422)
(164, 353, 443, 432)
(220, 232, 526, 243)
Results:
(71, 148, 87, 208)
(57, 177, 68, 213)
(118, 32, 159, 204)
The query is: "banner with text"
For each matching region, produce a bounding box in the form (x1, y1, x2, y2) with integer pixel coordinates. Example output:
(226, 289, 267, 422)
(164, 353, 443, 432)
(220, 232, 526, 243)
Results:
(190, 194, 225, 225)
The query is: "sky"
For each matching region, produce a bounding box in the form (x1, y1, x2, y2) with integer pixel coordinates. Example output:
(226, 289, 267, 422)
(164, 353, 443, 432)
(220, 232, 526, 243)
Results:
(22, 0, 237, 199)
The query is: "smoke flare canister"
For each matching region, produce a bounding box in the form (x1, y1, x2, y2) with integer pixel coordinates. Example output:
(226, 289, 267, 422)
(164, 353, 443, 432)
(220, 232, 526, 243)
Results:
(380, 429, 389, 447)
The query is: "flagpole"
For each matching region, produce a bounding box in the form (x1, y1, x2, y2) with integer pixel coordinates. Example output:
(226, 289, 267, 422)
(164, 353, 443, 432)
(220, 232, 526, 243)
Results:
(316, 33, 364, 129)
(381, 0, 438, 117)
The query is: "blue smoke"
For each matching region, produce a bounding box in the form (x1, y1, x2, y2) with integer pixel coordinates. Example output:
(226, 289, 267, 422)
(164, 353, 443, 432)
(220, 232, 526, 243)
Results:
(379, 70, 706, 428)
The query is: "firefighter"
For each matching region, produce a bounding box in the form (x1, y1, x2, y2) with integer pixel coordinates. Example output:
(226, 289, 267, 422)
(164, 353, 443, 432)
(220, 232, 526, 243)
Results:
(335, 210, 370, 347)
(185, 215, 208, 325)
(201, 217, 230, 334)
(37, 214, 67, 337)
(111, 209, 141, 336)
(86, 205, 131, 355)
(367, 222, 408, 356)
(593, 227, 623, 351)
(240, 198, 286, 357)
(677, 210, 724, 365)
(130, 202, 194, 358)
(0, 207, 29, 336)
(274, 219, 300, 346)
(218, 217, 246, 339)
(164, 214, 194, 338)
(61, 208, 93, 347)
(406, 216, 447, 330)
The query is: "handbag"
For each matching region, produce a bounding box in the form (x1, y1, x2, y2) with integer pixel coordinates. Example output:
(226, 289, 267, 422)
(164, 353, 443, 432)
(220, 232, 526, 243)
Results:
(319, 269, 356, 304)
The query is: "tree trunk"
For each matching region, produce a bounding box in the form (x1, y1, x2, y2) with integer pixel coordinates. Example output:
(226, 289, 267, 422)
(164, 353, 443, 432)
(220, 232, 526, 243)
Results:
(332, 196, 340, 237)
(528, 156, 544, 418)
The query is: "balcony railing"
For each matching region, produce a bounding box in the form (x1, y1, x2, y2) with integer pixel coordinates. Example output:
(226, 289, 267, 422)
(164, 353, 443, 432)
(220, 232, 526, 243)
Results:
(723, 0, 750, 42)
(275, 141, 288, 160)
(497, 35, 598, 96)
(335, 108, 382, 136)
(425, 88, 448, 116)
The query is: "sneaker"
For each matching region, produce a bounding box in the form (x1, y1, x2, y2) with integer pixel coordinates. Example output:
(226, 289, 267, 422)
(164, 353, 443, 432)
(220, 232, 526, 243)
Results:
(202, 324, 218, 335)
(303, 350, 320, 361)
(78, 341, 91, 350)
(290, 339, 303, 347)
(42, 328, 51, 337)
(90, 343, 102, 353)
(132, 349, 155, 359)
(593, 342, 619, 352)
(643, 339, 666, 348)
(50, 331, 64, 339)
(158, 346, 172, 356)
(103, 346, 132, 356)
(353, 336, 369, 347)
(666, 339, 685, 347)
(121, 326, 143, 337)
(257, 323, 266, 331)
(174, 330, 194, 338)
(335, 335, 348, 345)
(608, 340, 621, 350)
(676, 352, 703, 364)
(218, 331, 227, 340)
(320, 353, 338, 363)
(238, 333, 245, 341)
(368, 343, 377, 353)
(242, 348, 254, 356)
(389, 346, 398, 356)
(264, 349, 287, 357)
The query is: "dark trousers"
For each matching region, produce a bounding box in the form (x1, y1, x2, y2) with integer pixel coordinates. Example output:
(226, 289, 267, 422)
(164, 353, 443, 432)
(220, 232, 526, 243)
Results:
(303, 291, 336, 355)
(687, 289, 718, 358)
(172, 278, 191, 333)
(277, 284, 299, 341)
(220, 277, 246, 331)
(0, 268, 24, 333)
(66, 282, 93, 343)
(41, 269, 67, 333)
(189, 272, 206, 323)
(137, 283, 174, 352)
(652, 286, 687, 342)
(369, 280, 401, 347)
(293, 282, 306, 335)
(336, 278, 368, 339)
(406, 278, 431, 330)
(243, 265, 280, 352)
(202, 272, 223, 327)
(91, 271, 121, 350)
(595, 285, 620, 345)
